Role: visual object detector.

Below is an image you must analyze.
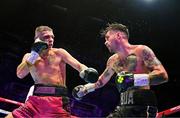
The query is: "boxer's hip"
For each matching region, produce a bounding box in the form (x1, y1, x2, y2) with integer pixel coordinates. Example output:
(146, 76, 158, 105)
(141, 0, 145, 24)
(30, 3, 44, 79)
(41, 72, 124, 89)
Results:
(107, 105, 158, 117)
(120, 89, 157, 106)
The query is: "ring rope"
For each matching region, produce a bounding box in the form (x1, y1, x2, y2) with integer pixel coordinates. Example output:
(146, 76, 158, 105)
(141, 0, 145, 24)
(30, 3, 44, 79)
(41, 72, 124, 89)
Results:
(156, 105, 180, 118)
(0, 109, 10, 115)
(0, 96, 179, 116)
(0, 97, 24, 106)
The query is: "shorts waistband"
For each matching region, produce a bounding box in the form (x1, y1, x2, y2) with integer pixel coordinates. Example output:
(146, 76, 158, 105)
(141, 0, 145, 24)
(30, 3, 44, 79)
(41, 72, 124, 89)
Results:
(33, 84, 68, 97)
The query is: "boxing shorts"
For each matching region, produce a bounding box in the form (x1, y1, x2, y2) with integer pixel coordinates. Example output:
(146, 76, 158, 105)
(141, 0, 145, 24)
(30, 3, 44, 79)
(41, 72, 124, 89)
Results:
(12, 84, 78, 118)
(33, 84, 68, 96)
(107, 89, 158, 117)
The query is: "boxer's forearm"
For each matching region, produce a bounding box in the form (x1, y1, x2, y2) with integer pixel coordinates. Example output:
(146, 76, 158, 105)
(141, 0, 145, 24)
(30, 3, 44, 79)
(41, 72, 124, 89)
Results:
(79, 64, 88, 72)
(148, 67, 168, 85)
(149, 72, 168, 85)
(95, 68, 114, 89)
(95, 79, 105, 89)
(95, 76, 111, 89)
(16, 61, 30, 79)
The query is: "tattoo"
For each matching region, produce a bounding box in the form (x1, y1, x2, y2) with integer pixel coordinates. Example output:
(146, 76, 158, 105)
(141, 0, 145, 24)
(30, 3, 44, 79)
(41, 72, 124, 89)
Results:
(149, 72, 165, 85)
(113, 60, 124, 72)
(95, 68, 112, 88)
(142, 48, 161, 69)
(104, 68, 110, 77)
(96, 79, 104, 88)
(126, 54, 137, 71)
(112, 54, 137, 73)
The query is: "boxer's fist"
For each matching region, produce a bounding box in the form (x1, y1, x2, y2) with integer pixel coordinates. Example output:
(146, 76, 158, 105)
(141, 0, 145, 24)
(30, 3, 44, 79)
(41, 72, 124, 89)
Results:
(79, 68, 99, 83)
(31, 38, 48, 54)
(72, 83, 95, 100)
(72, 85, 85, 100)
(26, 38, 48, 65)
(115, 71, 134, 92)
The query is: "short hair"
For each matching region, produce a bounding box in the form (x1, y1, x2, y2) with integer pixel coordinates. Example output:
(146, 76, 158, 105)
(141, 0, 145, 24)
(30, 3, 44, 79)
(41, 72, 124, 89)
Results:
(34, 26, 53, 38)
(101, 23, 129, 38)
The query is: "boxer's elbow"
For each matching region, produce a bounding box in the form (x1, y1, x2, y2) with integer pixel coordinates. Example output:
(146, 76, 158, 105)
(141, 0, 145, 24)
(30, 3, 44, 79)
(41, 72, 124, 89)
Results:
(162, 70, 168, 83)
(16, 62, 30, 79)
(16, 68, 29, 79)
(158, 71, 168, 84)
(159, 65, 169, 83)
(17, 71, 25, 79)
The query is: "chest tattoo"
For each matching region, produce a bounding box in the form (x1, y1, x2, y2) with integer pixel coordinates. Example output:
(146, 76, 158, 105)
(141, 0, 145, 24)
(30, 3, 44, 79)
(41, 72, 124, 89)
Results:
(113, 54, 137, 73)
(126, 54, 137, 71)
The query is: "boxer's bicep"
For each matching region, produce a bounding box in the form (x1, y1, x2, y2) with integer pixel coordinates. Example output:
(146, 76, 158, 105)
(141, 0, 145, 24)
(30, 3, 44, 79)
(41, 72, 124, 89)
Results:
(142, 47, 168, 85)
(58, 48, 87, 72)
(142, 46, 161, 69)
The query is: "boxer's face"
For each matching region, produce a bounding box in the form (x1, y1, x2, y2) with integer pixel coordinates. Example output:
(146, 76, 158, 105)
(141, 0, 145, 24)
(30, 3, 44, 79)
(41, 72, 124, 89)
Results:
(104, 30, 119, 53)
(37, 31, 54, 48)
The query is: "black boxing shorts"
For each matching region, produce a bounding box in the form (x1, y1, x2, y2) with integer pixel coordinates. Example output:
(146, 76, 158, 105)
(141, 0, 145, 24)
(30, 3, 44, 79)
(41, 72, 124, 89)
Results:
(107, 89, 158, 118)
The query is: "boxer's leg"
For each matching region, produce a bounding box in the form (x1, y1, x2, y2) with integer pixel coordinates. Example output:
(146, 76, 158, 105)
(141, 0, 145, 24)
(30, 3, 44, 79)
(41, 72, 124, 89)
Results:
(5, 113, 13, 118)
(25, 85, 34, 101)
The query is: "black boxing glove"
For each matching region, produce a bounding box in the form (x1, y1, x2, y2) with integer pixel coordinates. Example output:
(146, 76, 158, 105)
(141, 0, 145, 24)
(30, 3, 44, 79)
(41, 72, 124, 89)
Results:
(72, 83, 95, 100)
(26, 38, 48, 65)
(79, 68, 99, 83)
(31, 39, 48, 53)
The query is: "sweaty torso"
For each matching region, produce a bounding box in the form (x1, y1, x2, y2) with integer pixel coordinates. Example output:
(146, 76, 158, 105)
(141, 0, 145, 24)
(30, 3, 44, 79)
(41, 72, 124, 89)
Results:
(110, 45, 150, 89)
(28, 48, 66, 87)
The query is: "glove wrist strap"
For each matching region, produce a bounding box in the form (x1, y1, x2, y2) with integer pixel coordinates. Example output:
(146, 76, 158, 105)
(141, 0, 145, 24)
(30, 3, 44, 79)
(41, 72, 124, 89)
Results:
(84, 83, 95, 93)
(26, 51, 39, 65)
(79, 70, 85, 78)
(134, 74, 149, 86)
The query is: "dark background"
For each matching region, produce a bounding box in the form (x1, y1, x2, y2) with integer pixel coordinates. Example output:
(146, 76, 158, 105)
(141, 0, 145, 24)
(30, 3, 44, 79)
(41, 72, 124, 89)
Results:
(0, 0, 179, 117)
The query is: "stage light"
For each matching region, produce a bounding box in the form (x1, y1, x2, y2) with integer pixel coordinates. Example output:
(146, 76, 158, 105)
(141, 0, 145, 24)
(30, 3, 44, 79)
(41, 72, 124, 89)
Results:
(143, 0, 154, 2)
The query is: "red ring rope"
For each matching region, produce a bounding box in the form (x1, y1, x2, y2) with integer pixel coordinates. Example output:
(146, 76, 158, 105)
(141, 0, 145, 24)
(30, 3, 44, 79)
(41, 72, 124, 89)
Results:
(0, 97, 24, 106)
(0, 97, 179, 117)
(156, 105, 180, 118)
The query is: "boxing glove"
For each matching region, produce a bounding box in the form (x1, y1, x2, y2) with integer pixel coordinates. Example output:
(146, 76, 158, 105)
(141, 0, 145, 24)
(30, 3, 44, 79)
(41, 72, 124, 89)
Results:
(79, 68, 99, 83)
(26, 38, 48, 65)
(115, 71, 149, 92)
(72, 83, 95, 100)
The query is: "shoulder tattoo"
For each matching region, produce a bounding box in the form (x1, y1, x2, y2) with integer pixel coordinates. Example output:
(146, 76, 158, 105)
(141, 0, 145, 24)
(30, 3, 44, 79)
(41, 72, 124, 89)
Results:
(142, 48, 161, 68)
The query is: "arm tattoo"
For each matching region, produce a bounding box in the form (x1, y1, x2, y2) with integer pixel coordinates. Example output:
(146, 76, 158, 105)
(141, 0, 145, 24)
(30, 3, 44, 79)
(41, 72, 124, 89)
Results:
(142, 48, 161, 69)
(95, 68, 111, 88)
(96, 79, 104, 88)
(104, 68, 110, 77)
(149, 72, 165, 85)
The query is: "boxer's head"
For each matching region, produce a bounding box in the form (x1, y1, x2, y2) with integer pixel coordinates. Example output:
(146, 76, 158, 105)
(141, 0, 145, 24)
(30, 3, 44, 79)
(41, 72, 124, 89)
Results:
(101, 23, 129, 53)
(101, 23, 129, 39)
(34, 26, 54, 48)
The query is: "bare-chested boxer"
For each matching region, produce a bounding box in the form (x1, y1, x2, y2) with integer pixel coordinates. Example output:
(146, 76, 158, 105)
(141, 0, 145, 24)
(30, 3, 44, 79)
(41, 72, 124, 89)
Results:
(72, 23, 168, 117)
(5, 26, 98, 118)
